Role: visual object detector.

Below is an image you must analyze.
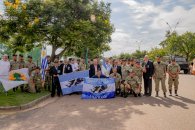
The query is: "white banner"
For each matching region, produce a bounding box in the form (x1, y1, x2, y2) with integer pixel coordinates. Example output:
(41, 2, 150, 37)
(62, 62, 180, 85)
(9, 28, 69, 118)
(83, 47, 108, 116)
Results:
(0, 68, 29, 92)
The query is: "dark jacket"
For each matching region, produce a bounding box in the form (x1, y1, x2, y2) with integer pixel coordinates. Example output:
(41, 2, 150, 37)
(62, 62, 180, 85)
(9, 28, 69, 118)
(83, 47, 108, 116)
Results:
(110, 66, 122, 76)
(143, 60, 154, 78)
(92, 75, 108, 78)
(89, 64, 101, 78)
(50, 66, 61, 83)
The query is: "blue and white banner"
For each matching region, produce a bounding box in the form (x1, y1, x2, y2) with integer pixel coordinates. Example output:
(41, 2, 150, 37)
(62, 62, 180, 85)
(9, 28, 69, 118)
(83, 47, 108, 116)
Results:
(41, 46, 48, 80)
(82, 78, 115, 99)
(58, 70, 89, 95)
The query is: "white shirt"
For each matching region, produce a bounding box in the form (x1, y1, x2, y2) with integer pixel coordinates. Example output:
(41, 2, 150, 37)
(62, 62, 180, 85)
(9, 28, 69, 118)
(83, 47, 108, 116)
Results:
(71, 63, 79, 72)
(0, 60, 10, 76)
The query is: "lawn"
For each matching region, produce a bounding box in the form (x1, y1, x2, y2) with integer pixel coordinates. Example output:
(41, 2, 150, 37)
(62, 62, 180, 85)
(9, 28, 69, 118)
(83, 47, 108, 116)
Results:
(0, 85, 50, 107)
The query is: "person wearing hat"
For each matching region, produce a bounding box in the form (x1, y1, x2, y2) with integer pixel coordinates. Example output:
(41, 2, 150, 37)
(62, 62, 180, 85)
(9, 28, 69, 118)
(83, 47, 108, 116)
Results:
(153, 55, 167, 97)
(121, 70, 141, 98)
(10, 54, 19, 92)
(167, 58, 180, 96)
(31, 66, 43, 93)
(50, 59, 62, 97)
(26, 55, 36, 76)
(18, 54, 26, 69)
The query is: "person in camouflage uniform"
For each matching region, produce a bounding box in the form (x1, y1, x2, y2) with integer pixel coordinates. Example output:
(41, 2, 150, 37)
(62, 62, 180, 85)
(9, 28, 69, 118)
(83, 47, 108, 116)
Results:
(121, 70, 141, 98)
(109, 68, 121, 95)
(44, 56, 53, 91)
(18, 54, 26, 92)
(26, 56, 36, 76)
(78, 58, 86, 71)
(153, 56, 167, 97)
(10, 54, 19, 92)
(167, 58, 180, 96)
(31, 67, 42, 93)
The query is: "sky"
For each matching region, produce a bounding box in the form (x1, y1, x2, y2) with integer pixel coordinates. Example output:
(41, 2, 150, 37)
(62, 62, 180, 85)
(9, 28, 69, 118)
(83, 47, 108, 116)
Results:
(1, 0, 195, 57)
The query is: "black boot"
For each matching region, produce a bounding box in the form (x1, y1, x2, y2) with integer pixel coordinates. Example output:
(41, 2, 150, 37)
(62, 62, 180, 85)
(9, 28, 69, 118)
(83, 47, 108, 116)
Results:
(169, 90, 172, 96)
(124, 92, 128, 98)
(164, 92, 167, 98)
(155, 91, 159, 97)
(175, 90, 178, 96)
(120, 92, 124, 97)
(133, 92, 137, 97)
(138, 93, 141, 97)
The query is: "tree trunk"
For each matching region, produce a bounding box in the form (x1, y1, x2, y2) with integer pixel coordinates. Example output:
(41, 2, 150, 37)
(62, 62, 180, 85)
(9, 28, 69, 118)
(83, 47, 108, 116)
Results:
(51, 45, 57, 62)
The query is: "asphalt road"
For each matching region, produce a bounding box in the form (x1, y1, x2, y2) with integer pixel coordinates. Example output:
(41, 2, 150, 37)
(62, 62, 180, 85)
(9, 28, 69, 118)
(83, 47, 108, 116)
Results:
(0, 75, 195, 130)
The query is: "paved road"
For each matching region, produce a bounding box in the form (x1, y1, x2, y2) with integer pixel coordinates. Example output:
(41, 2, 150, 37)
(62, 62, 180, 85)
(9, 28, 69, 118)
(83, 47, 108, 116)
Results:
(0, 75, 195, 130)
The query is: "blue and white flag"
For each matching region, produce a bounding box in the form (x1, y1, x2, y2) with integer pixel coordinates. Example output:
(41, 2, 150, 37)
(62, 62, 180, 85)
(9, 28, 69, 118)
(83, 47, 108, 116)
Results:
(82, 78, 115, 99)
(58, 70, 89, 95)
(41, 46, 48, 80)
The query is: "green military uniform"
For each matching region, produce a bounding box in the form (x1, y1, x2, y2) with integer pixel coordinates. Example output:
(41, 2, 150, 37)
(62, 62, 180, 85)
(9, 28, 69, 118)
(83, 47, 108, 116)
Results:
(44, 62, 54, 91)
(79, 62, 86, 71)
(124, 75, 141, 94)
(110, 72, 121, 89)
(122, 65, 128, 80)
(26, 61, 36, 75)
(31, 71, 42, 93)
(133, 66, 143, 83)
(18, 61, 26, 69)
(167, 63, 180, 94)
(10, 60, 19, 70)
(153, 61, 167, 93)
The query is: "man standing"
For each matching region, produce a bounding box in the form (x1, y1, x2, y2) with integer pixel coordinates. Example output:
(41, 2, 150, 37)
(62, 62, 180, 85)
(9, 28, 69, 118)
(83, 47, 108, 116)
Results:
(62, 59, 73, 74)
(142, 55, 154, 96)
(10, 54, 19, 92)
(89, 58, 101, 78)
(50, 59, 62, 97)
(44, 55, 53, 91)
(0, 54, 10, 77)
(153, 56, 167, 97)
(167, 58, 180, 96)
(26, 56, 36, 76)
(18, 54, 26, 92)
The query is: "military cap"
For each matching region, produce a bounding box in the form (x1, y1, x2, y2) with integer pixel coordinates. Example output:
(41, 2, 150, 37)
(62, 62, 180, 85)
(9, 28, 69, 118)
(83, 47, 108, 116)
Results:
(27, 55, 32, 59)
(19, 54, 23, 57)
(12, 54, 17, 56)
(35, 66, 40, 70)
(136, 60, 140, 64)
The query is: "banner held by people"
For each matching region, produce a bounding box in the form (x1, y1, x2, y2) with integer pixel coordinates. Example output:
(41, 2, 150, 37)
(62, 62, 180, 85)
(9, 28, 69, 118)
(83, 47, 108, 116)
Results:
(58, 70, 89, 95)
(82, 78, 115, 99)
(0, 68, 29, 92)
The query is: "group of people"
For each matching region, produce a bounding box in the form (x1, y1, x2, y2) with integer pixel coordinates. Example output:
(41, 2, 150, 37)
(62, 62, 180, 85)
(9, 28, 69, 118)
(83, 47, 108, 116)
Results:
(1, 53, 195, 99)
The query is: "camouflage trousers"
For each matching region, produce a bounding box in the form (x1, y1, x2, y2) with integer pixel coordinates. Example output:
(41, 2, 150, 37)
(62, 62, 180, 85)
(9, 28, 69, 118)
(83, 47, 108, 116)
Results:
(45, 75, 52, 91)
(168, 77, 179, 91)
(120, 83, 140, 94)
(154, 78, 167, 92)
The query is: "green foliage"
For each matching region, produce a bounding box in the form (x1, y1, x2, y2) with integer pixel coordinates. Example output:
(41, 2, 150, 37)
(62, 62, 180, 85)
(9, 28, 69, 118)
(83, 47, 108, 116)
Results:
(163, 32, 195, 61)
(117, 50, 147, 60)
(147, 48, 167, 61)
(0, 0, 114, 60)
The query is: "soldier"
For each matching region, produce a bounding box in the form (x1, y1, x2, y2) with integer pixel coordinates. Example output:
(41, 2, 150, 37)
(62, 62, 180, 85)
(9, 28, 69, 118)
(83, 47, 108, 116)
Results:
(18, 54, 26, 92)
(167, 58, 180, 96)
(10, 54, 19, 92)
(153, 56, 167, 97)
(109, 68, 121, 95)
(26, 56, 36, 76)
(18, 54, 26, 69)
(79, 58, 86, 71)
(121, 70, 141, 98)
(31, 67, 43, 93)
(44, 55, 53, 92)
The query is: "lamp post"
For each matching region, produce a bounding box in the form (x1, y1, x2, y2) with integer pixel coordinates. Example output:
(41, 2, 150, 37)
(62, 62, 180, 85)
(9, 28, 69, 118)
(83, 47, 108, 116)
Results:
(136, 40, 142, 51)
(161, 18, 180, 35)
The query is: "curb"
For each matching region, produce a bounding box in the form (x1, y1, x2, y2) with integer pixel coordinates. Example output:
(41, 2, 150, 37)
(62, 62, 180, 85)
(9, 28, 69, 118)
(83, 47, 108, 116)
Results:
(0, 94, 50, 111)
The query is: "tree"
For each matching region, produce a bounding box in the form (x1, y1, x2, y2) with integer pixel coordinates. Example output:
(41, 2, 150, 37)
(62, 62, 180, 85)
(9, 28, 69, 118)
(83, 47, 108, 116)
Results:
(147, 47, 167, 61)
(0, 0, 114, 61)
(164, 32, 195, 61)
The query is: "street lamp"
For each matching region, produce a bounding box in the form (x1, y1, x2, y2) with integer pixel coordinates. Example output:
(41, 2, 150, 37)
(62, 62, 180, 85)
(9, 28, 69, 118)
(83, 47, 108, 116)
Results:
(136, 40, 142, 51)
(161, 18, 180, 34)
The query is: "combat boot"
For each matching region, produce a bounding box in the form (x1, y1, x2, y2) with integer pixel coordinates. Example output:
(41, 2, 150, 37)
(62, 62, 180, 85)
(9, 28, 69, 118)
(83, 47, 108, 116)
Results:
(124, 93, 128, 98)
(155, 91, 159, 97)
(175, 90, 178, 96)
(164, 92, 166, 98)
(120, 92, 124, 97)
(169, 90, 172, 96)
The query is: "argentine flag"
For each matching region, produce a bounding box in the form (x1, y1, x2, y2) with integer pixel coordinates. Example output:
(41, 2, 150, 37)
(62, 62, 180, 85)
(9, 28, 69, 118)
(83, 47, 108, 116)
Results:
(41, 46, 48, 80)
(101, 59, 112, 77)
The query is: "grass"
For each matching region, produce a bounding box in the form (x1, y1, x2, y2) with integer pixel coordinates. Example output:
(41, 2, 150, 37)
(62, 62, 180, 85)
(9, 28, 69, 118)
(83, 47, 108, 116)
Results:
(0, 85, 50, 107)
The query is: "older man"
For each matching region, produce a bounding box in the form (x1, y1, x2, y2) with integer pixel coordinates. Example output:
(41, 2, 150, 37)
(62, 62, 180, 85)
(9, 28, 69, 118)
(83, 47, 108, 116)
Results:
(0, 54, 10, 77)
(89, 58, 101, 78)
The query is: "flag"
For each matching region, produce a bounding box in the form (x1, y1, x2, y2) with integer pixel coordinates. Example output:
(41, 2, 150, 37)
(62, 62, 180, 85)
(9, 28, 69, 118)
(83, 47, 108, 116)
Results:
(41, 46, 48, 80)
(82, 78, 115, 99)
(101, 59, 111, 77)
(58, 70, 89, 95)
(0, 68, 29, 92)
